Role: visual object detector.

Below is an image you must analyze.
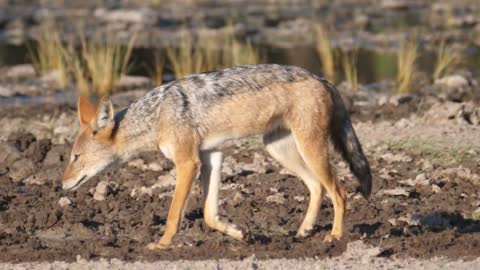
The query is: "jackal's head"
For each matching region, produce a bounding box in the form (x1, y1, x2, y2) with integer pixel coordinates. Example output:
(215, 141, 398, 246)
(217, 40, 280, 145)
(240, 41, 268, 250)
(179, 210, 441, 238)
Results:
(62, 96, 118, 191)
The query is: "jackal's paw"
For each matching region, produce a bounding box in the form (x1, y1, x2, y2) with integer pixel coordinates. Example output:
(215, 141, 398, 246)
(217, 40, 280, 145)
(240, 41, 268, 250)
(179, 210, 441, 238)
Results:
(323, 233, 342, 243)
(146, 242, 169, 250)
(296, 227, 315, 238)
(226, 225, 246, 241)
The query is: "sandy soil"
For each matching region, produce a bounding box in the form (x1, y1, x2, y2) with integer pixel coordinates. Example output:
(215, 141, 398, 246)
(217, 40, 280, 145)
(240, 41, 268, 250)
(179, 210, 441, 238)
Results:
(0, 98, 480, 269)
(2, 241, 480, 270)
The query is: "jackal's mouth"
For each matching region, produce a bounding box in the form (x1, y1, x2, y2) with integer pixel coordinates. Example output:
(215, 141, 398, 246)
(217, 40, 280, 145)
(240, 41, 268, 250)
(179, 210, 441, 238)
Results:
(64, 175, 87, 191)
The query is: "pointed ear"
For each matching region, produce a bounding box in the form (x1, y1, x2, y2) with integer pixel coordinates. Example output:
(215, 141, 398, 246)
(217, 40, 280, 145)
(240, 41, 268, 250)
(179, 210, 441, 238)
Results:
(78, 96, 97, 126)
(93, 96, 115, 136)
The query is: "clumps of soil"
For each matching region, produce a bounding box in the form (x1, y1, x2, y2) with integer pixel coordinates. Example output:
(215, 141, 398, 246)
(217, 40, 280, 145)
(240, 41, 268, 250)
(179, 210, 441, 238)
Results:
(0, 133, 67, 185)
(1, 132, 480, 263)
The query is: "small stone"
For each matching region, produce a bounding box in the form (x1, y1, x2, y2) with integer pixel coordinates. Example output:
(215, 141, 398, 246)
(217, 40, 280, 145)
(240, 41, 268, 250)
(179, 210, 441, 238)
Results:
(243, 162, 267, 174)
(398, 179, 416, 187)
(294, 195, 305, 202)
(394, 118, 410, 129)
(266, 192, 286, 204)
(398, 215, 419, 226)
(421, 160, 434, 171)
(221, 165, 235, 176)
(231, 191, 245, 206)
(93, 181, 109, 201)
(415, 173, 429, 185)
(139, 186, 153, 197)
(157, 174, 175, 187)
(128, 158, 145, 169)
(147, 162, 163, 171)
(130, 187, 138, 197)
(377, 95, 388, 106)
(389, 94, 413, 106)
(58, 197, 72, 207)
(378, 187, 410, 197)
(388, 218, 397, 226)
(435, 75, 469, 88)
(431, 184, 441, 193)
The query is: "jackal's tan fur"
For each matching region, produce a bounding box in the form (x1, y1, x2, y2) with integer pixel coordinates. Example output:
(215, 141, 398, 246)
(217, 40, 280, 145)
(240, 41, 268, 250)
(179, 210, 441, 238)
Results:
(62, 64, 372, 250)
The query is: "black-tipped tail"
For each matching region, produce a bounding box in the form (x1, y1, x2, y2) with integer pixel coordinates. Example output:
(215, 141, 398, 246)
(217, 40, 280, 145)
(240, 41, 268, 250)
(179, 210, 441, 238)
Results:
(326, 83, 372, 198)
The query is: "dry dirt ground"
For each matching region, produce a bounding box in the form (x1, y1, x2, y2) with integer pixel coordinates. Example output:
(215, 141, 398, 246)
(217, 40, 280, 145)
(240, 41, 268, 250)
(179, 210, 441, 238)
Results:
(1, 99, 480, 269)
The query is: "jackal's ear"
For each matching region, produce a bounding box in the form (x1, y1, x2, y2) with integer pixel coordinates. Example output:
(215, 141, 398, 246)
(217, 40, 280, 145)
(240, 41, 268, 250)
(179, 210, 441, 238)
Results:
(93, 96, 115, 136)
(78, 96, 97, 126)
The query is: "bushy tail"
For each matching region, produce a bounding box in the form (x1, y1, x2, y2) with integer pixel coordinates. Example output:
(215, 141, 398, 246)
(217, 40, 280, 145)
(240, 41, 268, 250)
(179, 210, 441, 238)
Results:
(325, 82, 372, 198)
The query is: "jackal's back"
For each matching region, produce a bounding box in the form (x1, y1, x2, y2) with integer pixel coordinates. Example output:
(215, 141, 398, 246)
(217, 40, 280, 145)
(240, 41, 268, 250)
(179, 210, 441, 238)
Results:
(121, 64, 317, 136)
(132, 64, 313, 111)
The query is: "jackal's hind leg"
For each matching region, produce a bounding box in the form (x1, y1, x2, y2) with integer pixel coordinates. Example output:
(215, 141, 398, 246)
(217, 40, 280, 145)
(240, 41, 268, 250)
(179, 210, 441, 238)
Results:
(200, 151, 245, 241)
(263, 130, 324, 238)
(290, 128, 346, 242)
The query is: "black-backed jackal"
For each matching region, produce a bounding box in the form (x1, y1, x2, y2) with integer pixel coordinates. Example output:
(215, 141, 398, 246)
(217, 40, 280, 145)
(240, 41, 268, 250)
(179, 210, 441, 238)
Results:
(62, 64, 372, 249)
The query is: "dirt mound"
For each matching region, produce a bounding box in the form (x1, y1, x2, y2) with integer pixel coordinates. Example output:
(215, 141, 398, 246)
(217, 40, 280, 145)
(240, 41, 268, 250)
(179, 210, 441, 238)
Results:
(1, 132, 480, 262)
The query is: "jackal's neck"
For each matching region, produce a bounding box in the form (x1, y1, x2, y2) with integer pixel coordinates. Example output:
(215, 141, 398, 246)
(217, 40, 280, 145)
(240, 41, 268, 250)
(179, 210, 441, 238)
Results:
(113, 106, 159, 160)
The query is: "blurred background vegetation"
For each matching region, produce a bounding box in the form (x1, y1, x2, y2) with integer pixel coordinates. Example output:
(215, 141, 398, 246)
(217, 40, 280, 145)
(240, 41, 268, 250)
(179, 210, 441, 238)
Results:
(0, 0, 478, 95)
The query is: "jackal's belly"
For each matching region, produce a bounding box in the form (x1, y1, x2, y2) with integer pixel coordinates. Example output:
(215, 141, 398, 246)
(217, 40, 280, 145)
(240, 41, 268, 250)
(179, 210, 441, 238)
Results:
(200, 117, 286, 150)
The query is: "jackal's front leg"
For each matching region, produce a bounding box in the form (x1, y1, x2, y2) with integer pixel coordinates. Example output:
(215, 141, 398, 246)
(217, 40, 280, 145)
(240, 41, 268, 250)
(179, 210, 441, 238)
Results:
(147, 148, 200, 250)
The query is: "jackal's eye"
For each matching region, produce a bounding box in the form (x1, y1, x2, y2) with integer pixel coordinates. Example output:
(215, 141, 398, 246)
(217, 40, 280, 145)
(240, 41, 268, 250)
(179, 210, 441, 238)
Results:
(73, 154, 80, 162)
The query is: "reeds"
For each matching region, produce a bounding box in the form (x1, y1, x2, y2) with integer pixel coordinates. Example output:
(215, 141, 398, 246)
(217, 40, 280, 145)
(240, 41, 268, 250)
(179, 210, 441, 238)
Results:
(28, 24, 69, 88)
(167, 29, 206, 79)
(340, 49, 359, 92)
(433, 39, 460, 81)
(166, 25, 261, 79)
(147, 51, 165, 85)
(221, 25, 261, 68)
(80, 34, 136, 95)
(396, 39, 418, 93)
(314, 23, 336, 82)
(29, 22, 137, 95)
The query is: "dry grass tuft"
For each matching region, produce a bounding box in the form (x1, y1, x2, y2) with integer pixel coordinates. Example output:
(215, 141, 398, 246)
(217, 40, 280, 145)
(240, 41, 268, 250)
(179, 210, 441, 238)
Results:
(29, 23, 136, 95)
(221, 25, 261, 68)
(28, 23, 69, 88)
(340, 48, 359, 92)
(433, 39, 460, 81)
(79, 34, 136, 95)
(314, 23, 336, 82)
(166, 25, 261, 79)
(167, 29, 206, 79)
(396, 38, 418, 93)
(147, 51, 165, 86)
